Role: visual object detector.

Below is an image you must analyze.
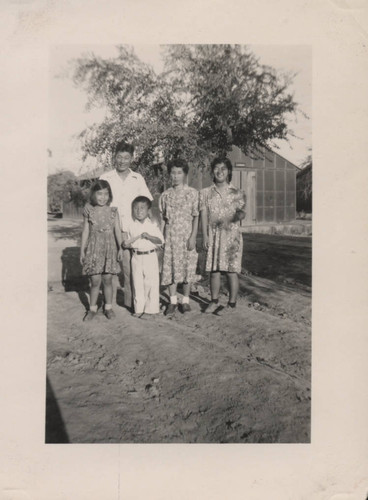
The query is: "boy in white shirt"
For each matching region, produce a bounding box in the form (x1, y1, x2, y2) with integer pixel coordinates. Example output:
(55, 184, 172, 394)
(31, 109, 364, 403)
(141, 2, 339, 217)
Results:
(123, 196, 164, 318)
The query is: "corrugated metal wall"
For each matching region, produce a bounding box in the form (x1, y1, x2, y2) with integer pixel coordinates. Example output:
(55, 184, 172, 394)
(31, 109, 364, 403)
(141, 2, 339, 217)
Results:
(188, 146, 297, 225)
(229, 146, 296, 224)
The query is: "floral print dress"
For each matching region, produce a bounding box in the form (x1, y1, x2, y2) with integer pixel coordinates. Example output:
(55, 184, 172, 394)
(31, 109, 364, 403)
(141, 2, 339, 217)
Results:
(159, 185, 199, 286)
(199, 184, 246, 273)
(82, 204, 120, 276)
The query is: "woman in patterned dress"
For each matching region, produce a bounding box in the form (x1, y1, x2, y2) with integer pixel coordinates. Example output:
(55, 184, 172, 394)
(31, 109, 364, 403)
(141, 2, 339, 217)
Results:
(80, 180, 123, 321)
(159, 159, 199, 316)
(200, 157, 246, 314)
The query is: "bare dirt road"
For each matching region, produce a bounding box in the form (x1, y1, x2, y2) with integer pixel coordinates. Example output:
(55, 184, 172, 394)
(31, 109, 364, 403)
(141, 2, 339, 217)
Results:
(46, 219, 311, 443)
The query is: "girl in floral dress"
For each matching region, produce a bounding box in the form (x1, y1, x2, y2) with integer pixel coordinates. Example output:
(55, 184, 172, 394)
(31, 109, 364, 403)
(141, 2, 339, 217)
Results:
(200, 157, 246, 314)
(159, 159, 199, 316)
(80, 180, 123, 321)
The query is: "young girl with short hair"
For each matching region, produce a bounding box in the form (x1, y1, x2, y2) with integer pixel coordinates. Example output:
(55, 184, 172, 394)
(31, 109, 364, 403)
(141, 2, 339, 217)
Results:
(80, 180, 123, 321)
(159, 158, 199, 316)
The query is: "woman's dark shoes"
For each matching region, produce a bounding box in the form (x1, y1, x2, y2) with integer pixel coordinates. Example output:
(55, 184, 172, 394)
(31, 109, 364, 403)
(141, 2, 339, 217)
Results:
(216, 304, 236, 316)
(204, 301, 219, 314)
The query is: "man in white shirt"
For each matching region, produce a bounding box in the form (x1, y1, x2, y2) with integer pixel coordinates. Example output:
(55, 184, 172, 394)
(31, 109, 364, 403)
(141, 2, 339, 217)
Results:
(100, 141, 153, 309)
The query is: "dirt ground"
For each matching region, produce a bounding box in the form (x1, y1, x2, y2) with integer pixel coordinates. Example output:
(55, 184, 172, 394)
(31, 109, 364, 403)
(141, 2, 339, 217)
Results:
(46, 218, 311, 444)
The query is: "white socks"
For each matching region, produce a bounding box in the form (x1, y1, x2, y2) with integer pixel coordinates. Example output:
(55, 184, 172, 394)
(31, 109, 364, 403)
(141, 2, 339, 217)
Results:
(90, 305, 98, 312)
(170, 295, 189, 304)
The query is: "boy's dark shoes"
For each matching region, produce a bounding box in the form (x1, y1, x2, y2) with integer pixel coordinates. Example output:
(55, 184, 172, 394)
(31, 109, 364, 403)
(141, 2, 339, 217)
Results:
(84, 310, 97, 321)
(165, 304, 176, 317)
(181, 303, 191, 313)
(104, 309, 116, 320)
(132, 312, 145, 319)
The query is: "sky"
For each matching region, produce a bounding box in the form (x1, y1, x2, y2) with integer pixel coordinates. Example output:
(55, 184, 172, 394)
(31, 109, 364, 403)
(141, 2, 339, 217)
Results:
(48, 44, 312, 175)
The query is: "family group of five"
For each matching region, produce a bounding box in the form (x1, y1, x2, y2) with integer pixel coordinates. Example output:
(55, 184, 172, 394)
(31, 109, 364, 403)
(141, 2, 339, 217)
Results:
(80, 141, 246, 320)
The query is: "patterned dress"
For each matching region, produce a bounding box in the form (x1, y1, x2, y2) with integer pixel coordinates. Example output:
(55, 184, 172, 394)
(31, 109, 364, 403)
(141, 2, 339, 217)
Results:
(199, 183, 246, 273)
(159, 185, 199, 286)
(82, 204, 120, 276)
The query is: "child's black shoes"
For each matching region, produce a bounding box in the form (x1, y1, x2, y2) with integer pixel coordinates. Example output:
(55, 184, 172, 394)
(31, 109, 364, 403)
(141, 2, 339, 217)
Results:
(181, 303, 191, 313)
(165, 304, 177, 317)
(104, 309, 116, 320)
(84, 310, 97, 321)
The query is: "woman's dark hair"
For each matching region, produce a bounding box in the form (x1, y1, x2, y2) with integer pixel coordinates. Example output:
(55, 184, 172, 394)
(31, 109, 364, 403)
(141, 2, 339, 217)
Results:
(167, 158, 189, 176)
(210, 156, 233, 183)
(89, 180, 113, 206)
(114, 140, 135, 156)
(132, 196, 152, 209)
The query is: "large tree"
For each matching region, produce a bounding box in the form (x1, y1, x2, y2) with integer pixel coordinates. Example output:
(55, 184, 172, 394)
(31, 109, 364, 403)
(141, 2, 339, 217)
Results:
(163, 45, 298, 156)
(72, 44, 300, 191)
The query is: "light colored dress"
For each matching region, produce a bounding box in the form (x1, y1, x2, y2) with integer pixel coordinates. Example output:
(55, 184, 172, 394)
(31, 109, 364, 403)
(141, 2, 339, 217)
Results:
(159, 185, 199, 286)
(199, 183, 246, 273)
(82, 204, 120, 276)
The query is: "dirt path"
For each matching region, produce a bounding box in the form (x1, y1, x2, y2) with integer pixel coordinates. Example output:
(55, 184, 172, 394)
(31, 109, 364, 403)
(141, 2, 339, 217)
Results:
(46, 219, 311, 443)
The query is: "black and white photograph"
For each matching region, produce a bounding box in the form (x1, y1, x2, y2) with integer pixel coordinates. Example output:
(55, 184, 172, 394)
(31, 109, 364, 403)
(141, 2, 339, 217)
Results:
(2, 0, 368, 497)
(46, 44, 312, 444)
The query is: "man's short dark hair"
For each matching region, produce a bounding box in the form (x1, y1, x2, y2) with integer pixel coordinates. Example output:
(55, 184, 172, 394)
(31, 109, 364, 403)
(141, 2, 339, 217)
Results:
(132, 196, 152, 209)
(114, 140, 135, 156)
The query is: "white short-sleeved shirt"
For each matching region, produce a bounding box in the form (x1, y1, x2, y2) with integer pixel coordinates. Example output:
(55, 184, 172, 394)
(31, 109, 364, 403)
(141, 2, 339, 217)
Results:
(124, 218, 164, 252)
(99, 169, 153, 229)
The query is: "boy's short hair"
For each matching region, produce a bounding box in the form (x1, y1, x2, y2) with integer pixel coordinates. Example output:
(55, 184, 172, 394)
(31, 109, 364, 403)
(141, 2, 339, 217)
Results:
(132, 196, 152, 209)
(89, 180, 113, 206)
(210, 156, 233, 183)
(167, 158, 189, 175)
(114, 140, 135, 156)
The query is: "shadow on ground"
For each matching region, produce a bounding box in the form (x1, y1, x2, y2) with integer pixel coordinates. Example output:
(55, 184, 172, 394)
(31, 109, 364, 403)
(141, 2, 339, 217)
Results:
(45, 376, 69, 443)
(48, 219, 83, 241)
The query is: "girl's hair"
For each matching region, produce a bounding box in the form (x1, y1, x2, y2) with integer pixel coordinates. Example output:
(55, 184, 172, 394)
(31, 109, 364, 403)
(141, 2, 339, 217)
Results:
(89, 180, 113, 206)
(132, 196, 152, 209)
(167, 158, 189, 175)
(114, 140, 135, 156)
(210, 157, 233, 183)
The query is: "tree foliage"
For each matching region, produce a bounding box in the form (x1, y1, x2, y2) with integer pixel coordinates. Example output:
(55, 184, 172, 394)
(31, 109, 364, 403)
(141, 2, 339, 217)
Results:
(47, 170, 89, 210)
(164, 45, 297, 156)
(71, 44, 300, 191)
(296, 154, 312, 212)
(297, 155, 312, 199)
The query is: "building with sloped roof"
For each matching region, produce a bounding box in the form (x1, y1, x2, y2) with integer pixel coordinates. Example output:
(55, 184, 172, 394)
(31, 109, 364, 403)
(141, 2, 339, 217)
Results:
(189, 146, 299, 226)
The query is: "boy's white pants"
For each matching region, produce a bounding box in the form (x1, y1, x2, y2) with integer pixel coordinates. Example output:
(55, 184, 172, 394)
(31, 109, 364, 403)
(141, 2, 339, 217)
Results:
(131, 251, 160, 314)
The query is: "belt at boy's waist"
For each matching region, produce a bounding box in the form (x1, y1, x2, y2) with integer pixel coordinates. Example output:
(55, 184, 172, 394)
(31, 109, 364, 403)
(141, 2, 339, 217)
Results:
(132, 248, 156, 255)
